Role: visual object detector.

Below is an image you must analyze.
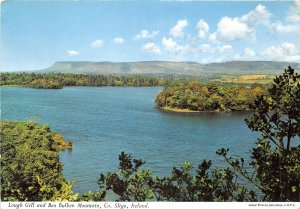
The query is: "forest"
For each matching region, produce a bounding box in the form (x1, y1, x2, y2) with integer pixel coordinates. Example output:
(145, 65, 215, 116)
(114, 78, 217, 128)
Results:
(0, 120, 75, 201)
(0, 73, 167, 88)
(1, 67, 299, 201)
(155, 81, 267, 111)
(0, 72, 254, 89)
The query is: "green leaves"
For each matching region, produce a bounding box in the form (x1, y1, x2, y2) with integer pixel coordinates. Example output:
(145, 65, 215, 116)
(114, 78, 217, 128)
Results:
(98, 152, 256, 201)
(0, 120, 72, 201)
(228, 67, 300, 201)
(98, 152, 154, 201)
(155, 81, 267, 112)
(0, 72, 165, 88)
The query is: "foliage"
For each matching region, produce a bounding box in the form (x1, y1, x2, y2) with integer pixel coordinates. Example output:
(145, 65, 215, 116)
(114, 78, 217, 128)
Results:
(246, 66, 300, 201)
(79, 191, 106, 201)
(217, 66, 300, 201)
(29, 79, 63, 89)
(37, 177, 79, 201)
(98, 152, 154, 201)
(0, 120, 75, 201)
(0, 72, 167, 88)
(152, 161, 257, 201)
(52, 133, 72, 150)
(156, 81, 266, 111)
(98, 152, 256, 201)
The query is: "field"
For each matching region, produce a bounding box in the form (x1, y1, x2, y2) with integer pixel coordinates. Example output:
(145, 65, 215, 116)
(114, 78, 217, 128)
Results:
(216, 74, 276, 84)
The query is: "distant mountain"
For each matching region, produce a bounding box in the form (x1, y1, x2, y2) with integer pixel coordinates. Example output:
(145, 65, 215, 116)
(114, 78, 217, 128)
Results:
(204, 61, 300, 74)
(38, 61, 204, 75)
(37, 61, 300, 75)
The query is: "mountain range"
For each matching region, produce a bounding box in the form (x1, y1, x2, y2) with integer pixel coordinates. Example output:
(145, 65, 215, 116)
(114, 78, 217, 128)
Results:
(38, 61, 300, 75)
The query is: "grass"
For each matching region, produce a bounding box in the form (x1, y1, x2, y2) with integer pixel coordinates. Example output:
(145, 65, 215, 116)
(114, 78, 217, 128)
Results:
(217, 74, 275, 84)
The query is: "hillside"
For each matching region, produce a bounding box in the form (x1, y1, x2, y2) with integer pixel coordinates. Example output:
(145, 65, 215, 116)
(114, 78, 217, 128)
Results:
(204, 61, 300, 74)
(38, 61, 300, 75)
(38, 61, 204, 75)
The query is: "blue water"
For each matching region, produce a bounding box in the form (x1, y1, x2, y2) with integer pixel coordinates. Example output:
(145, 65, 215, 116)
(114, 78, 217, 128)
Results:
(1, 87, 258, 193)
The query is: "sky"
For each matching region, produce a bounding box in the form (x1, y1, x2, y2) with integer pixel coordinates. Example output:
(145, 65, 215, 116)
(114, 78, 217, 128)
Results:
(1, 0, 300, 71)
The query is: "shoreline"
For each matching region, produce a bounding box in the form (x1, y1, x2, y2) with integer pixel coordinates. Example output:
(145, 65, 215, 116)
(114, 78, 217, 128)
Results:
(159, 106, 201, 113)
(158, 106, 252, 113)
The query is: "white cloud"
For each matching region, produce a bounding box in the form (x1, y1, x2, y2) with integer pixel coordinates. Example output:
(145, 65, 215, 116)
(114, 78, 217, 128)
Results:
(162, 37, 191, 54)
(272, 0, 299, 37)
(287, 0, 300, 22)
(134, 30, 159, 40)
(198, 44, 232, 53)
(295, 0, 300, 8)
(243, 47, 256, 57)
(161, 35, 234, 55)
(241, 4, 271, 26)
(217, 45, 232, 52)
(261, 42, 300, 62)
(67, 50, 79, 56)
(197, 19, 209, 39)
(283, 55, 300, 62)
(199, 44, 213, 53)
(231, 47, 256, 61)
(142, 43, 161, 54)
(282, 42, 297, 54)
(263, 46, 283, 58)
(114, 37, 124, 44)
(170, 19, 188, 38)
(271, 21, 297, 33)
(91, 39, 104, 48)
(287, 15, 300, 22)
(216, 17, 253, 42)
(162, 37, 180, 53)
(198, 31, 206, 40)
(212, 4, 271, 42)
(209, 33, 218, 43)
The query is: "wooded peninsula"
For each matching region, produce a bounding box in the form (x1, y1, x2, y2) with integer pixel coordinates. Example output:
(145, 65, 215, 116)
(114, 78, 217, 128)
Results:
(155, 81, 267, 112)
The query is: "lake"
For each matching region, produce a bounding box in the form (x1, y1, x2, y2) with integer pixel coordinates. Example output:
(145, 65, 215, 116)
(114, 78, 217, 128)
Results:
(1, 87, 259, 193)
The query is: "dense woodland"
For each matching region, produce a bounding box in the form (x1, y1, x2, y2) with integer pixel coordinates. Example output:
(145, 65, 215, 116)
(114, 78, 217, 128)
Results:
(0, 72, 249, 89)
(156, 81, 267, 111)
(0, 120, 76, 201)
(1, 67, 300, 201)
(0, 73, 167, 88)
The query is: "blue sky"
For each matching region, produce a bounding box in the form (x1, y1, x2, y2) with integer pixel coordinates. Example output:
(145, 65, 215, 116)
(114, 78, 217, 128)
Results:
(1, 0, 300, 71)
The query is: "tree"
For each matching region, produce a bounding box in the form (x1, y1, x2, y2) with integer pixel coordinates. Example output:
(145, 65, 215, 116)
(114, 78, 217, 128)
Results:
(100, 67, 300, 201)
(219, 66, 300, 201)
(0, 120, 75, 201)
(155, 80, 266, 112)
(98, 152, 256, 201)
(98, 152, 154, 201)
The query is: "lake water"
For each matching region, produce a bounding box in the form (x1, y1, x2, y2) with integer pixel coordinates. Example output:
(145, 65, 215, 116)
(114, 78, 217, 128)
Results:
(1, 87, 259, 193)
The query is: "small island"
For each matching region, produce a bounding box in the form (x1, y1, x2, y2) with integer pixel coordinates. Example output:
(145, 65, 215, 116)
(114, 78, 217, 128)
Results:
(155, 81, 267, 112)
